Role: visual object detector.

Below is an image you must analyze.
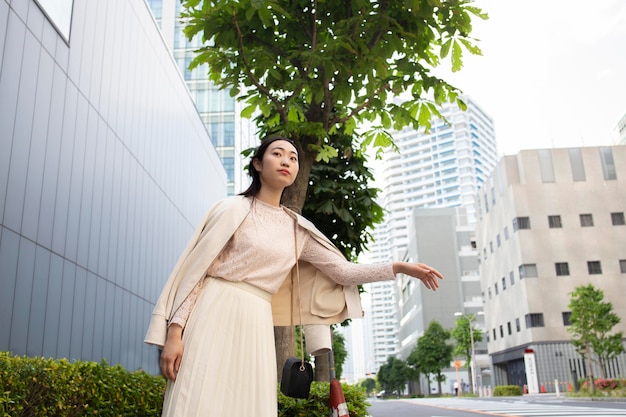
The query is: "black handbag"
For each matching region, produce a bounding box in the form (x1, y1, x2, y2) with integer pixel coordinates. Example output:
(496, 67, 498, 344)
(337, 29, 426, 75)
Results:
(280, 220, 313, 398)
(280, 356, 314, 398)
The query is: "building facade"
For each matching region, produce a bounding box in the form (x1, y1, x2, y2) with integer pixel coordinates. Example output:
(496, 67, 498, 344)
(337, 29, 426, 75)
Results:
(0, 0, 226, 373)
(146, 0, 256, 195)
(476, 146, 626, 391)
(400, 207, 489, 393)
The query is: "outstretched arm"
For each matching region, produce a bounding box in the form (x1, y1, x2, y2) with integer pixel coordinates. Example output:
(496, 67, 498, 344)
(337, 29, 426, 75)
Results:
(392, 262, 443, 291)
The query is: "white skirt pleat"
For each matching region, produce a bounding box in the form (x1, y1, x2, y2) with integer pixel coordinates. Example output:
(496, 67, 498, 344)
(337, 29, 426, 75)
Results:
(161, 278, 277, 417)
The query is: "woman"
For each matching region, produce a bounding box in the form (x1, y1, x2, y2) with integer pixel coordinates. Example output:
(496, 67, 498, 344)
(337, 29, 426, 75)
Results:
(145, 135, 443, 416)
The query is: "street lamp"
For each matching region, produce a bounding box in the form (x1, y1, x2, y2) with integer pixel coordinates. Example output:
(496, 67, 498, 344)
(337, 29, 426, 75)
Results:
(454, 311, 484, 395)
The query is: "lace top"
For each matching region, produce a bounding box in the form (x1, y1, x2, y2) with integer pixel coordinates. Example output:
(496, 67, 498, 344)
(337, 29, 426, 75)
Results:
(170, 198, 394, 327)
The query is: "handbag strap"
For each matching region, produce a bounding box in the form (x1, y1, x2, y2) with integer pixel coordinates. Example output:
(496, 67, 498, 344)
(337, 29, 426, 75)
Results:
(293, 220, 306, 370)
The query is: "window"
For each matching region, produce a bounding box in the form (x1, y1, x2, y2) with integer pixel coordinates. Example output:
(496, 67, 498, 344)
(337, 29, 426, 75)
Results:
(519, 264, 538, 278)
(562, 312, 572, 326)
(494, 283, 499, 295)
(515, 318, 521, 332)
(548, 215, 562, 228)
(555, 262, 570, 276)
(513, 217, 531, 231)
(497, 234, 501, 247)
(34, 0, 75, 41)
(600, 147, 617, 180)
(587, 261, 602, 275)
(538, 149, 555, 182)
(489, 241, 493, 254)
(488, 287, 492, 299)
(621, 260, 626, 274)
(525, 313, 545, 328)
(502, 277, 506, 291)
(580, 214, 594, 227)
(499, 325, 504, 338)
(507, 322, 512, 335)
(569, 148, 586, 181)
(492, 329, 497, 341)
(509, 271, 515, 286)
(504, 226, 509, 240)
(611, 212, 625, 226)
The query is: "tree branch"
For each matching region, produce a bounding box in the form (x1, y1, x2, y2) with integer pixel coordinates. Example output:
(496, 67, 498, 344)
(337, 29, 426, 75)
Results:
(232, 11, 287, 121)
(332, 82, 391, 126)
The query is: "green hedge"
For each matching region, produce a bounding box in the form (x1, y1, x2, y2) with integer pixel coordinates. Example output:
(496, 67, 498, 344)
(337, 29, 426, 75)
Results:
(493, 385, 522, 396)
(1, 352, 370, 417)
(0, 352, 164, 416)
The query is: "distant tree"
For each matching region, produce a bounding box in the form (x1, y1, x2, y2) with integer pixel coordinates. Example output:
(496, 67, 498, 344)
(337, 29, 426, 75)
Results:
(451, 314, 483, 393)
(567, 284, 624, 385)
(413, 321, 453, 395)
(377, 356, 411, 397)
(406, 349, 423, 396)
(356, 377, 377, 395)
(331, 327, 348, 380)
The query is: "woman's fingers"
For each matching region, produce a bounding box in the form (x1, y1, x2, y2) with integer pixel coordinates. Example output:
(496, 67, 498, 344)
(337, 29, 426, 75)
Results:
(160, 342, 183, 380)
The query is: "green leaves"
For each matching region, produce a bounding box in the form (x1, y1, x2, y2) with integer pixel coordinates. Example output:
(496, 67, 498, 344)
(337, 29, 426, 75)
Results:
(180, 0, 487, 140)
(0, 353, 165, 416)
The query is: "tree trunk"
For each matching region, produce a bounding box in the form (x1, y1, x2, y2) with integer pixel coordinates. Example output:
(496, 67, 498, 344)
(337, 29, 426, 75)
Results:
(315, 354, 330, 382)
(275, 326, 294, 382)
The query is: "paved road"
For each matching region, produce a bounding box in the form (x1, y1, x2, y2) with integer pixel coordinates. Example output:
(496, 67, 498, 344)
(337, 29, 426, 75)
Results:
(367, 395, 626, 417)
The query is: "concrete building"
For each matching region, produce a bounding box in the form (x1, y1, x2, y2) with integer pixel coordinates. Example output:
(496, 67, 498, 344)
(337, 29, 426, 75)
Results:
(476, 146, 626, 392)
(400, 207, 489, 393)
(359, 96, 497, 376)
(146, 0, 256, 195)
(0, 0, 226, 373)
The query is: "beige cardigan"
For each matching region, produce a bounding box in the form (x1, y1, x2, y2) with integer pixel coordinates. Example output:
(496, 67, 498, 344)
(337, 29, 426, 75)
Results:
(144, 196, 363, 348)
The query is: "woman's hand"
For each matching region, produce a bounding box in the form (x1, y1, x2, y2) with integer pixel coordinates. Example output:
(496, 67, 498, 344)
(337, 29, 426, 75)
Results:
(393, 262, 444, 290)
(160, 324, 184, 381)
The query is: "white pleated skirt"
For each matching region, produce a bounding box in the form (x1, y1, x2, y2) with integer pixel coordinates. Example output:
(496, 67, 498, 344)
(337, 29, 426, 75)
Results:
(161, 277, 277, 417)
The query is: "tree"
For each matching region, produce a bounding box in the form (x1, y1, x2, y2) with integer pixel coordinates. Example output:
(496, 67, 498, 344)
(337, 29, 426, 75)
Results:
(451, 314, 483, 393)
(412, 321, 453, 395)
(331, 326, 348, 380)
(182, 0, 486, 379)
(356, 377, 377, 396)
(302, 131, 384, 261)
(377, 356, 411, 397)
(567, 284, 624, 388)
(182, 0, 486, 209)
(406, 346, 424, 396)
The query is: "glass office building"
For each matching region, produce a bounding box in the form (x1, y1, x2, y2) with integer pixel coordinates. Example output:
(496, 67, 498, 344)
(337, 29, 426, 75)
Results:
(147, 0, 255, 195)
(0, 0, 226, 373)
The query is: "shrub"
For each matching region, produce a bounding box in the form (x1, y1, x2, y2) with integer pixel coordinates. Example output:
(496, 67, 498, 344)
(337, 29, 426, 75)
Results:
(493, 385, 522, 396)
(278, 381, 370, 417)
(579, 378, 626, 395)
(0, 352, 165, 416)
(1, 352, 370, 417)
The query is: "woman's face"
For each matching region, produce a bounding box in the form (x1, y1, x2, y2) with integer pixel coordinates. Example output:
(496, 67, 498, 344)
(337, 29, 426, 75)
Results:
(253, 140, 299, 190)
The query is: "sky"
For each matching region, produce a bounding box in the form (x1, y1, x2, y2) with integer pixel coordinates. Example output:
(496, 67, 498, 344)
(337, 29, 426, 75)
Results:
(435, 0, 626, 156)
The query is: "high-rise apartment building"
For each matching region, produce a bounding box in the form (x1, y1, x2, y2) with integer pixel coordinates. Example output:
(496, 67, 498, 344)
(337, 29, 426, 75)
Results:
(0, 0, 225, 374)
(617, 113, 626, 145)
(147, 0, 255, 195)
(360, 96, 498, 375)
(476, 146, 626, 391)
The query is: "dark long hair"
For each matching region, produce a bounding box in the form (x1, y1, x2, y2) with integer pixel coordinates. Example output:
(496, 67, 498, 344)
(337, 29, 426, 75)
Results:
(239, 135, 298, 197)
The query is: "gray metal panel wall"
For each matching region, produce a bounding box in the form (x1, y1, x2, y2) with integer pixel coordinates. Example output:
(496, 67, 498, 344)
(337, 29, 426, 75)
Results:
(0, 0, 226, 373)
